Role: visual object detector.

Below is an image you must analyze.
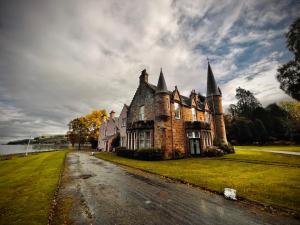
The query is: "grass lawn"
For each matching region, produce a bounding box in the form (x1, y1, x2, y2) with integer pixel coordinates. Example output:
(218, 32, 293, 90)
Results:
(235, 145, 300, 152)
(95, 150, 300, 213)
(0, 151, 66, 225)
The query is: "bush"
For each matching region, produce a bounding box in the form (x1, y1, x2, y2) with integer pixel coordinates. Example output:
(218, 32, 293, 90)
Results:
(203, 146, 224, 157)
(115, 147, 164, 161)
(136, 148, 164, 161)
(115, 147, 135, 158)
(219, 142, 235, 154)
(174, 149, 185, 159)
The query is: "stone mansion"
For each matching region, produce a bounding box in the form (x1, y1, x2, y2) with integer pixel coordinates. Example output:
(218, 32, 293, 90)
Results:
(98, 63, 228, 158)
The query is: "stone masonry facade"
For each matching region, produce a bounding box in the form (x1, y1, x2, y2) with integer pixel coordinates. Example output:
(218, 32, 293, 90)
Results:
(98, 63, 228, 157)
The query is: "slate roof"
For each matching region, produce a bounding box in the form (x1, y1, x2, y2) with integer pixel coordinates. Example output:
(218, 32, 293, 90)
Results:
(206, 62, 221, 97)
(156, 69, 168, 93)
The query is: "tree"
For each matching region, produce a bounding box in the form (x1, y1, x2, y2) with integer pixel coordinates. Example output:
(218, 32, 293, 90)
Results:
(277, 18, 300, 100)
(85, 110, 107, 149)
(230, 87, 262, 118)
(68, 117, 89, 150)
(66, 131, 77, 147)
(234, 118, 253, 144)
(277, 61, 300, 100)
(253, 119, 268, 144)
(67, 109, 108, 149)
(286, 18, 300, 61)
(280, 101, 300, 123)
(280, 101, 300, 143)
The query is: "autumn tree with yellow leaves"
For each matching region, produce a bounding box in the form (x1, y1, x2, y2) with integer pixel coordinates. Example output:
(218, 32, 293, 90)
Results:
(67, 109, 107, 149)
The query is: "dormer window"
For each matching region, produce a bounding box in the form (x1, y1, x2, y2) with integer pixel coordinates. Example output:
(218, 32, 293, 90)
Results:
(192, 108, 196, 121)
(174, 103, 181, 119)
(139, 106, 145, 120)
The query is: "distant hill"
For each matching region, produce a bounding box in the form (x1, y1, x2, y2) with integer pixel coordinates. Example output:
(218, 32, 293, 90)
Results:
(7, 135, 68, 145)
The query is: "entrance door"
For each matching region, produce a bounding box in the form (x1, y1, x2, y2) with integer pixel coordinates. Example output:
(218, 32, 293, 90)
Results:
(189, 138, 201, 155)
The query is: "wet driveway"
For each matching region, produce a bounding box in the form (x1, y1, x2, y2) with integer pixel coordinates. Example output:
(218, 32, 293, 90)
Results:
(61, 152, 299, 225)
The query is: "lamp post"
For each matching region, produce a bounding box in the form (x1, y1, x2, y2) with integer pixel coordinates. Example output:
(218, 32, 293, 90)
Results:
(26, 136, 31, 156)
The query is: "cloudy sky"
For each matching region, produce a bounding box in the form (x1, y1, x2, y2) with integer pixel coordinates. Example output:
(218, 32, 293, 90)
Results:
(0, 0, 299, 143)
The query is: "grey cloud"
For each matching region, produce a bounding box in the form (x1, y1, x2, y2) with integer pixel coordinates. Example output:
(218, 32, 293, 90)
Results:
(0, 0, 299, 143)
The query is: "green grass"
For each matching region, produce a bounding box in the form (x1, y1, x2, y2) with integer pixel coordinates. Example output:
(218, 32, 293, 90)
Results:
(235, 145, 300, 152)
(95, 150, 300, 213)
(0, 151, 66, 225)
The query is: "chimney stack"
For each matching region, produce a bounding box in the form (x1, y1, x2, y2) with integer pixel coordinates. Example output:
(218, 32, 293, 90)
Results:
(139, 69, 148, 84)
(109, 110, 115, 119)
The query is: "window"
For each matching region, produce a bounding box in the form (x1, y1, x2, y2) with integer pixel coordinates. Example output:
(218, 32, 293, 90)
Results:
(121, 137, 126, 147)
(187, 130, 200, 139)
(192, 108, 196, 121)
(122, 118, 126, 127)
(139, 132, 145, 148)
(145, 131, 151, 148)
(205, 111, 210, 123)
(174, 103, 181, 119)
(139, 106, 145, 120)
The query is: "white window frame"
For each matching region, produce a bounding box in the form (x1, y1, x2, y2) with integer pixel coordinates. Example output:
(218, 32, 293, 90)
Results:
(174, 103, 181, 119)
(139, 106, 145, 121)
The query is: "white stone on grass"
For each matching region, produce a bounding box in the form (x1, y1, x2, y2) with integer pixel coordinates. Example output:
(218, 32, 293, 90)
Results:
(224, 188, 237, 200)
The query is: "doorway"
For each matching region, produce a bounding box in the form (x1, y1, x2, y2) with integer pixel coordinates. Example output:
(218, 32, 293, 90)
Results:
(189, 138, 201, 155)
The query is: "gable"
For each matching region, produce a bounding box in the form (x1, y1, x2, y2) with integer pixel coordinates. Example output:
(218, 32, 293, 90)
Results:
(173, 89, 182, 102)
(127, 83, 156, 123)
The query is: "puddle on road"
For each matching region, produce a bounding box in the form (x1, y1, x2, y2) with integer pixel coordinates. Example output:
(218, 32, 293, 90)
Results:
(79, 174, 93, 179)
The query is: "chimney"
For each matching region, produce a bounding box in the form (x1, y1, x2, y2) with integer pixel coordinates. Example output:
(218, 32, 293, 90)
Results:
(190, 89, 198, 102)
(109, 110, 115, 119)
(139, 69, 148, 84)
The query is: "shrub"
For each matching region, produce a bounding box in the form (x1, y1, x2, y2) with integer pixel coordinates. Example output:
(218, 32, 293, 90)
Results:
(174, 149, 185, 159)
(136, 148, 164, 161)
(115, 147, 135, 158)
(115, 147, 164, 161)
(203, 146, 224, 157)
(219, 142, 235, 154)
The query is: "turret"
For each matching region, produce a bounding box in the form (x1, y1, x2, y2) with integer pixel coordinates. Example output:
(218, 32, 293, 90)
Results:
(206, 62, 228, 145)
(155, 68, 170, 119)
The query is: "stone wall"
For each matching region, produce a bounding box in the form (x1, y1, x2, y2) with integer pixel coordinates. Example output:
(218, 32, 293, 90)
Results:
(127, 83, 155, 124)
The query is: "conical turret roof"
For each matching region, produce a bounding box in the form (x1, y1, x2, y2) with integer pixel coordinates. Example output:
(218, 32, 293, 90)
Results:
(206, 62, 221, 97)
(156, 68, 168, 93)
